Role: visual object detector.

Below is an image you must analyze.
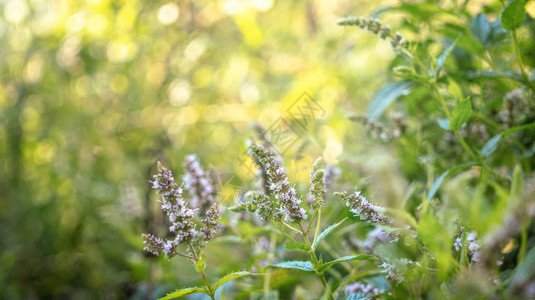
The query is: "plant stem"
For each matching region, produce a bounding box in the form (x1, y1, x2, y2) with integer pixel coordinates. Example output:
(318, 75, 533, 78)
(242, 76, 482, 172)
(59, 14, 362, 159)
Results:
(512, 29, 535, 94)
(189, 243, 215, 299)
(298, 223, 335, 300)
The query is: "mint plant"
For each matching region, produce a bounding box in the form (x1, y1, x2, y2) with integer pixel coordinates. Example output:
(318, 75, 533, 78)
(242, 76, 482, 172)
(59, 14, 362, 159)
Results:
(231, 143, 377, 299)
(142, 157, 258, 300)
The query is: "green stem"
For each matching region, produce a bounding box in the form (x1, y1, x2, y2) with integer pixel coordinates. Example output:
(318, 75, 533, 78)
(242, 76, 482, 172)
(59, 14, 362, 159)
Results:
(298, 223, 335, 300)
(512, 29, 535, 94)
(189, 244, 215, 299)
(311, 210, 322, 247)
(263, 232, 277, 298)
(519, 227, 528, 264)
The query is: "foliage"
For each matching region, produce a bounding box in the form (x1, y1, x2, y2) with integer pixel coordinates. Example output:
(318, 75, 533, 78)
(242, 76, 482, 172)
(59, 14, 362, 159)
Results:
(2, 0, 535, 299)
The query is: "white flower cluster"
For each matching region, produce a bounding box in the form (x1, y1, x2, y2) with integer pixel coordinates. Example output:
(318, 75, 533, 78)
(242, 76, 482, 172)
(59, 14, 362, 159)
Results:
(345, 281, 384, 298)
(454, 227, 481, 263)
(183, 154, 216, 210)
(335, 190, 391, 225)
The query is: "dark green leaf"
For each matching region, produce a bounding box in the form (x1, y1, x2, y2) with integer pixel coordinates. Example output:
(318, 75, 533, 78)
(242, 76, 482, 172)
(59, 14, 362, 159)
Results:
(213, 271, 262, 291)
(367, 81, 412, 120)
(313, 217, 347, 248)
(318, 255, 377, 272)
(270, 261, 314, 272)
(449, 97, 471, 130)
(285, 242, 310, 252)
(159, 287, 207, 300)
(502, 0, 526, 30)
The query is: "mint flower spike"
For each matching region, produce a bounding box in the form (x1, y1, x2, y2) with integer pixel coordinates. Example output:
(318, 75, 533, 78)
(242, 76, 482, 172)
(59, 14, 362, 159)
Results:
(183, 154, 217, 211)
(248, 143, 307, 223)
(142, 159, 221, 259)
(337, 16, 410, 54)
(334, 190, 391, 225)
(308, 157, 326, 210)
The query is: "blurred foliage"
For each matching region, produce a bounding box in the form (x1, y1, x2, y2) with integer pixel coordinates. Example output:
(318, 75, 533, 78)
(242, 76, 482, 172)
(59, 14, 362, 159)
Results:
(1, 0, 535, 299)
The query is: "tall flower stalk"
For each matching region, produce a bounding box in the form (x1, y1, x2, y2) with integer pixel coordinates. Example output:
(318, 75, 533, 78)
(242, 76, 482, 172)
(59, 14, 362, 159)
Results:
(142, 158, 256, 300)
(231, 143, 376, 300)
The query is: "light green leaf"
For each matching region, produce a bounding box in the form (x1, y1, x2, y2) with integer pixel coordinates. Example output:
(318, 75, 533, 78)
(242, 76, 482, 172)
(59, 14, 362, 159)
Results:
(313, 217, 347, 248)
(159, 287, 207, 300)
(317, 255, 377, 272)
(481, 134, 502, 157)
(213, 271, 262, 291)
(194, 256, 206, 273)
(449, 96, 471, 130)
(432, 39, 457, 77)
(285, 242, 310, 252)
(270, 261, 314, 272)
(502, 0, 526, 30)
(437, 118, 450, 130)
(367, 81, 412, 120)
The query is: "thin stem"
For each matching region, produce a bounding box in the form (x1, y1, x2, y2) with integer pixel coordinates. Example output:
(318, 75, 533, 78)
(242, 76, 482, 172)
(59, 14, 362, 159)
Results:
(311, 210, 322, 248)
(188, 243, 215, 299)
(272, 221, 298, 243)
(263, 232, 277, 298)
(512, 29, 535, 94)
(519, 227, 528, 263)
(297, 223, 335, 300)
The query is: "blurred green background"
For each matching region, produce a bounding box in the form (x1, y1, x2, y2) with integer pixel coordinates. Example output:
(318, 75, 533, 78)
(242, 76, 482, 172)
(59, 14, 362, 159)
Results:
(0, 0, 508, 298)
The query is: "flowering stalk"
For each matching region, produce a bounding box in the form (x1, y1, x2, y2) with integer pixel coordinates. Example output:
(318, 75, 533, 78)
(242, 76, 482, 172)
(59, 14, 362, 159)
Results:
(335, 190, 391, 225)
(142, 159, 221, 299)
(231, 143, 373, 300)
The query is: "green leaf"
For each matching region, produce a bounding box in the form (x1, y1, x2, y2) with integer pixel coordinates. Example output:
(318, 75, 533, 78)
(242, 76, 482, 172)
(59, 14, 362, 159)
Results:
(502, 0, 526, 30)
(467, 70, 524, 82)
(270, 261, 314, 272)
(367, 81, 412, 120)
(437, 118, 450, 130)
(449, 96, 471, 131)
(194, 256, 206, 274)
(285, 242, 310, 252)
(317, 255, 377, 272)
(417, 214, 454, 280)
(428, 162, 476, 201)
(159, 287, 207, 300)
(313, 217, 347, 248)
(212, 271, 261, 291)
(481, 134, 502, 157)
(432, 39, 457, 77)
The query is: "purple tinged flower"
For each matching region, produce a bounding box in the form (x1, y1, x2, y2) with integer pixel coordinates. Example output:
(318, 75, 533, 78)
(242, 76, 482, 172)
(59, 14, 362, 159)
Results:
(142, 159, 221, 259)
(335, 190, 391, 225)
(248, 143, 306, 223)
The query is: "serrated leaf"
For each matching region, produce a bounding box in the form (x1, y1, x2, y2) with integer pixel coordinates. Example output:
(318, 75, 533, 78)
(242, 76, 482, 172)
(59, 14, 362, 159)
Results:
(481, 134, 502, 157)
(502, 0, 526, 30)
(313, 217, 347, 248)
(159, 287, 207, 300)
(285, 242, 310, 252)
(367, 81, 412, 120)
(318, 255, 377, 273)
(212, 271, 261, 291)
(449, 96, 471, 130)
(270, 261, 314, 272)
(432, 40, 457, 77)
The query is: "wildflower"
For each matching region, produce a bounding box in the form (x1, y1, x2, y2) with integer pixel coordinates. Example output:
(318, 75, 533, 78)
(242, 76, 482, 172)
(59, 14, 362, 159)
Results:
(380, 258, 420, 284)
(248, 143, 307, 223)
(349, 114, 393, 142)
(454, 227, 481, 263)
(183, 154, 217, 211)
(350, 227, 390, 251)
(337, 16, 409, 53)
(308, 157, 326, 210)
(335, 190, 391, 225)
(142, 160, 221, 259)
(230, 190, 282, 221)
(345, 282, 384, 298)
(499, 88, 531, 129)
